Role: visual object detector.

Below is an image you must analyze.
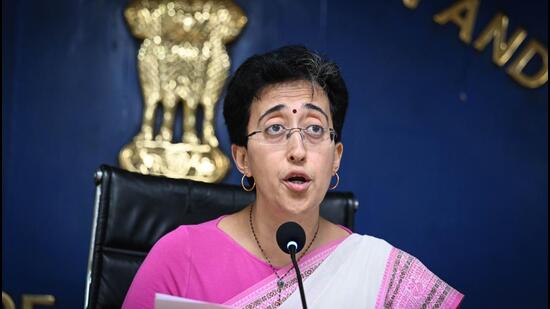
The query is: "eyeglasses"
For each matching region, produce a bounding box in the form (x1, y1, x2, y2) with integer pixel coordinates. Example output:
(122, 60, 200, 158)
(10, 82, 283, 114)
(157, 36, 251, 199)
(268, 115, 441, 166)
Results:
(247, 124, 337, 145)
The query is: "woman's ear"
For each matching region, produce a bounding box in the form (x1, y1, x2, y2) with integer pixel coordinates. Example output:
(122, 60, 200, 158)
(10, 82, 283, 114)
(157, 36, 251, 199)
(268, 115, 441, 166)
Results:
(231, 144, 250, 176)
(332, 142, 344, 174)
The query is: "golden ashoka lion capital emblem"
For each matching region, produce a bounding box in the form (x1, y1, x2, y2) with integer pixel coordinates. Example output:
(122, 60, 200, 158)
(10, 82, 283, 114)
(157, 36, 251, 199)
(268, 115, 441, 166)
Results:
(119, 0, 247, 182)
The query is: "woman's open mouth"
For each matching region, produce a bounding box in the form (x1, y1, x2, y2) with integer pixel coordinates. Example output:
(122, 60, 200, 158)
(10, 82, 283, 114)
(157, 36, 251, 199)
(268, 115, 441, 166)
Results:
(283, 174, 311, 192)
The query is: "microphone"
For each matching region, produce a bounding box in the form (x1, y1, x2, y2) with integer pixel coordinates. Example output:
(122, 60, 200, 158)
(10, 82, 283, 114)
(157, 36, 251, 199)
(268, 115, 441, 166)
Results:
(276, 222, 306, 254)
(276, 222, 308, 309)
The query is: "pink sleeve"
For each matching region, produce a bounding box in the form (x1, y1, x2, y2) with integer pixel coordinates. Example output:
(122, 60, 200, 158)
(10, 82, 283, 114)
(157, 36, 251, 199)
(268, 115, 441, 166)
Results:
(375, 248, 464, 309)
(122, 226, 190, 309)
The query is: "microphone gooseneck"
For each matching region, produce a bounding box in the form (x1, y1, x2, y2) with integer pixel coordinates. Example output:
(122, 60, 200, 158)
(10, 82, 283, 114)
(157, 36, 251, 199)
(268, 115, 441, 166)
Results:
(276, 222, 308, 309)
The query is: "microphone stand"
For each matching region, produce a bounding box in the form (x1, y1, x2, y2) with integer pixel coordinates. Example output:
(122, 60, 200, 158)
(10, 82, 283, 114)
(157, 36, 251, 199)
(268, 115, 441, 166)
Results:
(289, 246, 308, 309)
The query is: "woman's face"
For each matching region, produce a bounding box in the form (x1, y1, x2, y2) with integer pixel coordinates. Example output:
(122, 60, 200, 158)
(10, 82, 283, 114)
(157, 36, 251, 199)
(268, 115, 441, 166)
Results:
(232, 80, 343, 215)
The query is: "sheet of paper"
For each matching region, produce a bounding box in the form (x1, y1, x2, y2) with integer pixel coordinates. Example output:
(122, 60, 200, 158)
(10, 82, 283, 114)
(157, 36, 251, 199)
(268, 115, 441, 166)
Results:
(155, 293, 235, 309)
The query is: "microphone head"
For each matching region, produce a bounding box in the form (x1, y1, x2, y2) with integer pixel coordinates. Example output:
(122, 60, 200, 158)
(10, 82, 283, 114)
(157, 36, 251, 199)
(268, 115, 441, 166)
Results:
(276, 221, 306, 254)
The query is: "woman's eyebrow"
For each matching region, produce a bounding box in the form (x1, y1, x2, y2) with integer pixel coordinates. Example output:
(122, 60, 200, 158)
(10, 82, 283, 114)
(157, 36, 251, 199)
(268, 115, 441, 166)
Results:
(257, 104, 286, 125)
(304, 103, 329, 122)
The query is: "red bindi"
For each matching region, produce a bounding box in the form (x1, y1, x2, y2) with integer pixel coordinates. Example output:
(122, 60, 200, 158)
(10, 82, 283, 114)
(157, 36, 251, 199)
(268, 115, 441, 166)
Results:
(292, 109, 297, 113)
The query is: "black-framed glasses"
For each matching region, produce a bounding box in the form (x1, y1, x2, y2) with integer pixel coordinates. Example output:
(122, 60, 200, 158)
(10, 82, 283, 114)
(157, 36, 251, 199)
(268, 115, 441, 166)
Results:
(247, 124, 337, 145)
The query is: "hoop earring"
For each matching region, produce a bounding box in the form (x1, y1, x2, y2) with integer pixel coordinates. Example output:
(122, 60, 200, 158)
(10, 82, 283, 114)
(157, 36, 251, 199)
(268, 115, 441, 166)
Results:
(241, 174, 256, 192)
(329, 172, 339, 190)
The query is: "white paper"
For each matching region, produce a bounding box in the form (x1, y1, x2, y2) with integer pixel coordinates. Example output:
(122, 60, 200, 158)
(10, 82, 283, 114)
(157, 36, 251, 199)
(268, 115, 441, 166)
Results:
(155, 293, 235, 309)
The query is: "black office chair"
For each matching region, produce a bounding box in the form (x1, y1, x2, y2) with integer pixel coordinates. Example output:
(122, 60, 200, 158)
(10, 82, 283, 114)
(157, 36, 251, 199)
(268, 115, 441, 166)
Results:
(84, 164, 358, 309)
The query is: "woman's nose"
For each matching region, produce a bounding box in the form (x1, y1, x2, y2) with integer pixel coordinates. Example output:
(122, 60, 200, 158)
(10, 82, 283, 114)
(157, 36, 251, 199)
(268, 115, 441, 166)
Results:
(286, 131, 306, 162)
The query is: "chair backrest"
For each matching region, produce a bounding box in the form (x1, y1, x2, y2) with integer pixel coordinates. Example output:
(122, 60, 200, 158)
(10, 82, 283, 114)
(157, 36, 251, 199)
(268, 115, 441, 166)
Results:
(84, 164, 358, 309)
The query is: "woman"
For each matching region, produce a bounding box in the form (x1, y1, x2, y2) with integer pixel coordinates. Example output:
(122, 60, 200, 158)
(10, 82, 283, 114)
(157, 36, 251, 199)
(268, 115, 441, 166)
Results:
(123, 45, 464, 308)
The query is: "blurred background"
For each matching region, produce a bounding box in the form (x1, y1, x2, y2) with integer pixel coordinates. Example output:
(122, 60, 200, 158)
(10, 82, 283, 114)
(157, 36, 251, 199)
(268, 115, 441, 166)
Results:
(3, 0, 547, 308)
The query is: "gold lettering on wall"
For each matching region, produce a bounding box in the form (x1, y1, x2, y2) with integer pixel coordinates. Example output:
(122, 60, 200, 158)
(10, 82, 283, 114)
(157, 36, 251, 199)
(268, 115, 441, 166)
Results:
(22, 294, 55, 309)
(507, 40, 548, 88)
(433, 0, 480, 44)
(2, 292, 15, 309)
(1, 292, 55, 309)
(22, 295, 55, 309)
(473, 13, 527, 66)
(402, 0, 420, 10)
(405, 0, 548, 88)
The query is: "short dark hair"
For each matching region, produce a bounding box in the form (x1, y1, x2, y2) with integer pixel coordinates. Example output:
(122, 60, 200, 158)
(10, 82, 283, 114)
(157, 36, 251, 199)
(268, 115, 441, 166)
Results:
(223, 45, 349, 146)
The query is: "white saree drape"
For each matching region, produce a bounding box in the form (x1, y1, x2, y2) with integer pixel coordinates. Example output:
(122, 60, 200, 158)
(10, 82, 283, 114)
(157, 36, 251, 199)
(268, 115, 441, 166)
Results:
(280, 234, 392, 308)
(226, 233, 463, 309)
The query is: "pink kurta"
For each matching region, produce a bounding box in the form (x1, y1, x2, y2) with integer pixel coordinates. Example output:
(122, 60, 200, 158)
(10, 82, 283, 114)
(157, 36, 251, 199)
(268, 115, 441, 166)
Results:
(122, 216, 347, 309)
